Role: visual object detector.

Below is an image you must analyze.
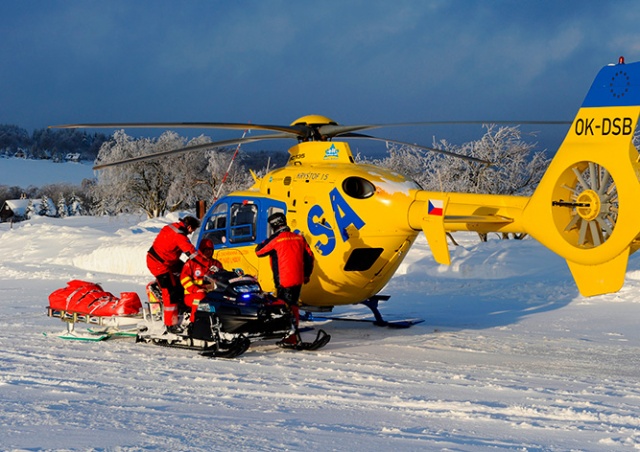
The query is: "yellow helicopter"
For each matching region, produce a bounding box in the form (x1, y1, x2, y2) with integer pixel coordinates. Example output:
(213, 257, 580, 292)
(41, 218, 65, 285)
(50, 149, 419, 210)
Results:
(56, 57, 640, 325)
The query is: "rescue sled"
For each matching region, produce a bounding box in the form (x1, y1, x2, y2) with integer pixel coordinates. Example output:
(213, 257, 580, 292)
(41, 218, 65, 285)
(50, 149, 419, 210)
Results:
(46, 280, 143, 340)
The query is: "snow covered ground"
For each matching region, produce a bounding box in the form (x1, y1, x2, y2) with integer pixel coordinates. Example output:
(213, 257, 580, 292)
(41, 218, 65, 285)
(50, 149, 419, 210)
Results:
(2, 213, 640, 451)
(0, 156, 96, 186)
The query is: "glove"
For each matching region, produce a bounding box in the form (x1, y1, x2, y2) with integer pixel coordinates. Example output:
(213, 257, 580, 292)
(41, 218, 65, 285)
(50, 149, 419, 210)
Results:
(202, 274, 216, 292)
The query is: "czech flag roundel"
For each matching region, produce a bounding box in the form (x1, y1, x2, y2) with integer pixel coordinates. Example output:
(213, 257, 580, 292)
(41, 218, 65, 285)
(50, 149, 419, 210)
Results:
(428, 199, 444, 216)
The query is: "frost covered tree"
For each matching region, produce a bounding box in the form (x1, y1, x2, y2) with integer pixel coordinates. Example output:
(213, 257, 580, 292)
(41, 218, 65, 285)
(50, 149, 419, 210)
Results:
(37, 198, 47, 216)
(40, 196, 57, 217)
(206, 150, 254, 200)
(57, 194, 69, 218)
(25, 199, 36, 219)
(154, 141, 253, 209)
(92, 131, 179, 217)
(91, 130, 253, 218)
(365, 125, 550, 196)
(68, 193, 85, 216)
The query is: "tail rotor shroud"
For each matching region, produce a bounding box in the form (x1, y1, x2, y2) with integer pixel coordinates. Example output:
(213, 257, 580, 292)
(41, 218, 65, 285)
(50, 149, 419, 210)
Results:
(553, 161, 619, 249)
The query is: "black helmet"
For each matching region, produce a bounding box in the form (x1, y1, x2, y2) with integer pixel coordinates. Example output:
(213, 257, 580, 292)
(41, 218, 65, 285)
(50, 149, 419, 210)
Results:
(182, 215, 201, 230)
(268, 212, 287, 230)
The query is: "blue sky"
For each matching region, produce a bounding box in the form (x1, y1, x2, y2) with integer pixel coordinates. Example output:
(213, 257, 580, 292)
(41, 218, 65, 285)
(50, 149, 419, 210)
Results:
(1, 0, 640, 153)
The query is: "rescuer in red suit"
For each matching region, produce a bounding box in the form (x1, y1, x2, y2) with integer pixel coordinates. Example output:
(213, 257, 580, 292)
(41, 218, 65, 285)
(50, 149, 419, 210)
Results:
(255, 212, 314, 329)
(146, 215, 203, 332)
(180, 238, 224, 323)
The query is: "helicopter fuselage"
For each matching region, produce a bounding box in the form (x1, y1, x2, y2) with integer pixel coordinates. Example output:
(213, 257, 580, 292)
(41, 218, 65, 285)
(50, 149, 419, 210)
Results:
(198, 140, 423, 309)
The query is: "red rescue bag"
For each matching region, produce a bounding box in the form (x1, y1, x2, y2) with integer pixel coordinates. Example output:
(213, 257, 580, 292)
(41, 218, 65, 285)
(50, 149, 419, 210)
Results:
(48, 280, 142, 316)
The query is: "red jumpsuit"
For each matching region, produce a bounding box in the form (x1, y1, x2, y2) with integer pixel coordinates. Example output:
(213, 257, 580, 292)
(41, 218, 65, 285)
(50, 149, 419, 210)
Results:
(255, 227, 314, 320)
(180, 256, 224, 322)
(255, 228, 314, 288)
(146, 220, 200, 327)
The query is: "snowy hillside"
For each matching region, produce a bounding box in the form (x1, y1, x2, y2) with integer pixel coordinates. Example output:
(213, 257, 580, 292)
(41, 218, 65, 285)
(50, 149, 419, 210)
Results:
(0, 156, 95, 186)
(2, 213, 640, 451)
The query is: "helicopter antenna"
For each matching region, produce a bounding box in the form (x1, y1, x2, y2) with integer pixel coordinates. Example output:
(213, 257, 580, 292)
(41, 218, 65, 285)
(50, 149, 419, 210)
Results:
(214, 127, 250, 200)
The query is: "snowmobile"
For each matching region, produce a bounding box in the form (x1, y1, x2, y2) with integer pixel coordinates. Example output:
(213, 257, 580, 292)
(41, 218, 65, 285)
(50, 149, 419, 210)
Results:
(137, 270, 330, 357)
(139, 271, 286, 358)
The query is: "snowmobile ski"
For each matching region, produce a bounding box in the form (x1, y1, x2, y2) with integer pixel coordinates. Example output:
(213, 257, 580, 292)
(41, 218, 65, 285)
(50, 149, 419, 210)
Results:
(44, 330, 111, 341)
(136, 329, 251, 359)
(277, 329, 331, 351)
(88, 327, 138, 338)
(200, 336, 251, 358)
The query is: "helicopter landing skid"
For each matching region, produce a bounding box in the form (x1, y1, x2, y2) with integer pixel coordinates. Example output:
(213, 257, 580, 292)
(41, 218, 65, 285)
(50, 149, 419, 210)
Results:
(309, 296, 425, 329)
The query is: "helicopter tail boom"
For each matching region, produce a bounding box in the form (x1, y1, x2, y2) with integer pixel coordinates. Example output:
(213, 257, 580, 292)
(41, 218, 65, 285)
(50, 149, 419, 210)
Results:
(408, 192, 529, 266)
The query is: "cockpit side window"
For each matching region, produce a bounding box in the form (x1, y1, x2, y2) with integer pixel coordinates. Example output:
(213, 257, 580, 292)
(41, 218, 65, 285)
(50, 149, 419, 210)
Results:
(229, 203, 258, 243)
(203, 202, 227, 245)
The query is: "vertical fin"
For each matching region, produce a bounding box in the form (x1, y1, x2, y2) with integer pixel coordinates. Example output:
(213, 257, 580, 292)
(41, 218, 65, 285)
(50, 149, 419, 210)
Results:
(421, 197, 451, 265)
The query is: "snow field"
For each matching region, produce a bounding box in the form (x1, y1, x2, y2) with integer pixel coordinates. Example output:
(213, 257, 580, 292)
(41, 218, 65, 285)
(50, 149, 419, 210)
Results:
(2, 214, 640, 450)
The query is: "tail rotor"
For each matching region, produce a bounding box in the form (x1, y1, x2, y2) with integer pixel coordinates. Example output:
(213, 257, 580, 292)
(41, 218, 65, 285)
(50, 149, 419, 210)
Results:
(552, 161, 619, 248)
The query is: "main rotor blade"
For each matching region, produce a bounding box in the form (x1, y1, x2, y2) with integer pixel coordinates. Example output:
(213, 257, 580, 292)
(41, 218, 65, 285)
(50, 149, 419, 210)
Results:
(92, 133, 295, 170)
(53, 119, 571, 142)
(52, 122, 307, 137)
(341, 133, 491, 165)
(320, 120, 571, 139)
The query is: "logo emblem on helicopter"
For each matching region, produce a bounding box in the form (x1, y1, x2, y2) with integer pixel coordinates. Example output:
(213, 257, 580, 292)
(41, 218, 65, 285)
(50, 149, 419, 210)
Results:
(323, 144, 339, 160)
(307, 187, 366, 256)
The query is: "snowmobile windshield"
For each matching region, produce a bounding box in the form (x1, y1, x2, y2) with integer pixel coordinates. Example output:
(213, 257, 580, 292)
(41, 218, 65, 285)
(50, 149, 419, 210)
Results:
(234, 284, 261, 294)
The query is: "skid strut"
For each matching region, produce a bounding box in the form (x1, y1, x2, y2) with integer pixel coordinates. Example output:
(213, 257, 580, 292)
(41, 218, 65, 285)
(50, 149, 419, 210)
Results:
(361, 295, 391, 326)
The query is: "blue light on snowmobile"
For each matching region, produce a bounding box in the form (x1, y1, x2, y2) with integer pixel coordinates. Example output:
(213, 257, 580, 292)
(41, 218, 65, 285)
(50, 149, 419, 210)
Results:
(241, 294, 251, 300)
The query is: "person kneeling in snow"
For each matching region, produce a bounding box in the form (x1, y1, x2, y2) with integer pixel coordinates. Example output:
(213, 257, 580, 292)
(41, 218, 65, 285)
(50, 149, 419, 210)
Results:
(180, 238, 224, 323)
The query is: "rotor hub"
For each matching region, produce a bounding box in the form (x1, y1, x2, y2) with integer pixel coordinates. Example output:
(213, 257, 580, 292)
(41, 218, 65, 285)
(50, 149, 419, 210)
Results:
(290, 115, 339, 142)
(575, 189, 601, 221)
(290, 115, 338, 127)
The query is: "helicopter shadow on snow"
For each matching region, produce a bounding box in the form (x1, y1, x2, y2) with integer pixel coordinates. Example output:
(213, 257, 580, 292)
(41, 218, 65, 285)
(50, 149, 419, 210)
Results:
(314, 237, 587, 342)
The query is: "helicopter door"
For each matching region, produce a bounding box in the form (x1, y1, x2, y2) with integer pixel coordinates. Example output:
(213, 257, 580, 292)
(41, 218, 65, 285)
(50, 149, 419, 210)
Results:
(198, 197, 286, 291)
(200, 197, 287, 248)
